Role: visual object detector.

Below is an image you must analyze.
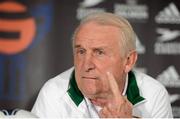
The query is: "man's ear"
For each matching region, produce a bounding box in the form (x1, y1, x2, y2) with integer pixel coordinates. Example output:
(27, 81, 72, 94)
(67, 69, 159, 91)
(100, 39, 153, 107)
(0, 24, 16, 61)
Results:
(124, 51, 137, 73)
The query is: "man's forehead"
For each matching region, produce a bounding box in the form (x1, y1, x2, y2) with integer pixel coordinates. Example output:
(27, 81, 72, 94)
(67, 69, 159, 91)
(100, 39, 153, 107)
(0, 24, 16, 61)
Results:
(74, 44, 110, 50)
(74, 36, 120, 49)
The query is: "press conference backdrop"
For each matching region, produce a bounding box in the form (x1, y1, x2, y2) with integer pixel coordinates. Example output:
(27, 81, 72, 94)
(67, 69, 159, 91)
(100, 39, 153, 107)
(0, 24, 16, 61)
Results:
(0, 0, 179, 117)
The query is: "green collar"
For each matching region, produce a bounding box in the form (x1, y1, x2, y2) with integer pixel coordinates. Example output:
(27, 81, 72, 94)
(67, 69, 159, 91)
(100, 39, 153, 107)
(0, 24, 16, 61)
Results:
(127, 71, 145, 105)
(67, 70, 145, 106)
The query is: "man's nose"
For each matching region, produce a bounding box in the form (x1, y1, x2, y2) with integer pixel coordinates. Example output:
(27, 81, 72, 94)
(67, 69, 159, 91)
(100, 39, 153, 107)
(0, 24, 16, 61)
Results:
(84, 55, 95, 72)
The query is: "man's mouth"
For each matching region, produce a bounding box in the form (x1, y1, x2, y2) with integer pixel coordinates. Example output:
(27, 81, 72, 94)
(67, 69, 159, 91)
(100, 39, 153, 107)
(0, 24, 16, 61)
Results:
(82, 76, 98, 80)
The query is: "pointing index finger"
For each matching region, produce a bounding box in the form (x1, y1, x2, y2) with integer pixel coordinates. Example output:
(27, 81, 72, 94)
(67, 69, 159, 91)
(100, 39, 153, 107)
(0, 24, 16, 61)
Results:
(106, 72, 122, 99)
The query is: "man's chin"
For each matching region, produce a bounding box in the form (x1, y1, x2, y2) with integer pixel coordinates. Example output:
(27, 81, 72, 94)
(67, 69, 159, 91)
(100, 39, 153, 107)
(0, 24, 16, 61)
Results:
(83, 91, 99, 99)
(84, 92, 105, 99)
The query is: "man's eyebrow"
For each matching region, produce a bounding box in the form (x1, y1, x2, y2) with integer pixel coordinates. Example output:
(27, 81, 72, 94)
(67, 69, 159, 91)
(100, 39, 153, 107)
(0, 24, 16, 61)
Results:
(93, 47, 104, 51)
(74, 45, 109, 50)
(92, 46, 108, 50)
(74, 45, 81, 48)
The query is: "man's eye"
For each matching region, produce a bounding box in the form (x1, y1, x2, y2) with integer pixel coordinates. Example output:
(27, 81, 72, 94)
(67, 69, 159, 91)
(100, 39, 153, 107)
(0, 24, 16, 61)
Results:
(96, 50, 104, 56)
(77, 49, 85, 54)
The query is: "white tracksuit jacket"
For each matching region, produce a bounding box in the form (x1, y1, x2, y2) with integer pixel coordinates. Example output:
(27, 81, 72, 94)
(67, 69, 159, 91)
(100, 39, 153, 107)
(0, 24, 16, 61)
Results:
(31, 67, 173, 118)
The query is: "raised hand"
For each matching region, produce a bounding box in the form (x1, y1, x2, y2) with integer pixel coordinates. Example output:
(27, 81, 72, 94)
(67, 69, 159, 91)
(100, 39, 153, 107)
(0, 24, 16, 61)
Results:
(99, 72, 133, 118)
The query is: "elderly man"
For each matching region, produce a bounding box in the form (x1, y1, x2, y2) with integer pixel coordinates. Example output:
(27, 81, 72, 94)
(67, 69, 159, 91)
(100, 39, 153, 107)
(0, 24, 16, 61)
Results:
(31, 12, 173, 118)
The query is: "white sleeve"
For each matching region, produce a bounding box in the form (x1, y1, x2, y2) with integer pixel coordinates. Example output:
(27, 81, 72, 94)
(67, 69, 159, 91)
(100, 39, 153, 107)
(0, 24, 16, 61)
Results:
(151, 86, 173, 118)
(31, 82, 60, 117)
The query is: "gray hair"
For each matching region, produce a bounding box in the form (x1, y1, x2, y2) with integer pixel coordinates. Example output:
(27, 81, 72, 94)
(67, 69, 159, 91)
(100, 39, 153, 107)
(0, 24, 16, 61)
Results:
(72, 12, 136, 57)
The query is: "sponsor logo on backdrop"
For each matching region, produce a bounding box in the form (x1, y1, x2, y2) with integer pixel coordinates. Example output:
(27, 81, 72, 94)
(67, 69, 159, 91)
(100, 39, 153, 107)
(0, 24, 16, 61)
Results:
(79, 0, 105, 8)
(156, 28, 180, 42)
(155, 2, 180, 24)
(77, 0, 106, 20)
(157, 66, 180, 88)
(136, 35, 146, 54)
(0, 1, 36, 55)
(114, 0, 149, 22)
(154, 28, 180, 55)
(170, 94, 180, 103)
(0, 0, 53, 100)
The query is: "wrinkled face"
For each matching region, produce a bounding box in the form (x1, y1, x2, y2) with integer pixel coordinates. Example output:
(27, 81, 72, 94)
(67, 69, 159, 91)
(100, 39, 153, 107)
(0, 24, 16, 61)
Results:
(73, 22, 127, 99)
